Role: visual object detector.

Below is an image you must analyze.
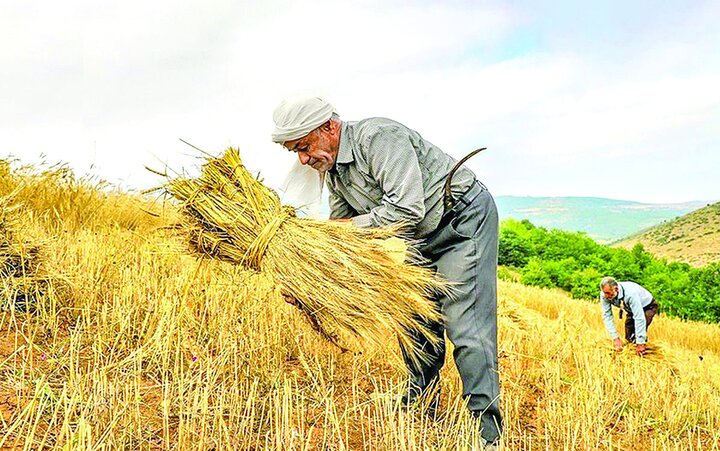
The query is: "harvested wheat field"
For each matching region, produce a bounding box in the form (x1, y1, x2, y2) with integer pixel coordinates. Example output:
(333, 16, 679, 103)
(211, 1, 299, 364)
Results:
(1, 159, 719, 450)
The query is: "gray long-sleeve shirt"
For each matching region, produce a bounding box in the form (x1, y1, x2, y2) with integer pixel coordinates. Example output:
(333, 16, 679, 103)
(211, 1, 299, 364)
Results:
(326, 118, 475, 238)
(600, 281, 654, 344)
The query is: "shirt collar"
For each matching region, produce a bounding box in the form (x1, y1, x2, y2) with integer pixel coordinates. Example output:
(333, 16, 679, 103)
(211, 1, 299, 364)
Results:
(617, 284, 625, 300)
(335, 122, 355, 166)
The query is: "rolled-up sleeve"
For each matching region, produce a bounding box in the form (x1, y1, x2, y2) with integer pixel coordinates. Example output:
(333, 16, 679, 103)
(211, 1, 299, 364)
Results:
(601, 295, 619, 339)
(328, 185, 356, 220)
(351, 127, 425, 231)
(627, 295, 648, 344)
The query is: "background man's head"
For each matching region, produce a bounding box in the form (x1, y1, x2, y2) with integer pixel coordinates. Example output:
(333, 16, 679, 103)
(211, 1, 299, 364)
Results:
(600, 277, 619, 299)
(271, 96, 342, 172)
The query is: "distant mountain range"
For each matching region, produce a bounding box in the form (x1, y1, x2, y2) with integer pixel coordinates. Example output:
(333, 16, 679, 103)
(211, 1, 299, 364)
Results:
(495, 196, 715, 243)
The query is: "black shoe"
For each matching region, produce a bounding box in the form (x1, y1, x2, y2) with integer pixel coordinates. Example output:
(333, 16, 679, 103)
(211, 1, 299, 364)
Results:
(471, 410, 502, 448)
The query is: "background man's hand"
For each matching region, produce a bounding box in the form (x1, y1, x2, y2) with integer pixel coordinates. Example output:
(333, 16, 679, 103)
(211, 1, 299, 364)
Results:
(613, 338, 624, 352)
(635, 344, 646, 356)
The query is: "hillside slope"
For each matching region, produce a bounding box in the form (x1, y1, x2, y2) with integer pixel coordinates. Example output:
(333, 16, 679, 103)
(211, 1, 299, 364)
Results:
(615, 201, 720, 267)
(495, 196, 709, 242)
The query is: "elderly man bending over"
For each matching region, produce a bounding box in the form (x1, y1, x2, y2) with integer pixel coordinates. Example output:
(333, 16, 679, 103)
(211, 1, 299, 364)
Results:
(600, 277, 659, 356)
(271, 96, 502, 446)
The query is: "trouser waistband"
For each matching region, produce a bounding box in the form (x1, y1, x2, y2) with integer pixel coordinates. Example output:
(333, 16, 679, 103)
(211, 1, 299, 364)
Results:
(626, 298, 658, 315)
(644, 298, 658, 311)
(449, 180, 487, 212)
(434, 180, 487, 233)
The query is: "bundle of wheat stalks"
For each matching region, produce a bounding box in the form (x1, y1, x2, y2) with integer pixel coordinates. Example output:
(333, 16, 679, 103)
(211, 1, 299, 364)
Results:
(163, 148, 445, 361)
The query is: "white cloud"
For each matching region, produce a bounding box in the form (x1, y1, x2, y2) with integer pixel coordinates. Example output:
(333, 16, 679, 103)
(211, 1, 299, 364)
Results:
(1, 0, 718, 203)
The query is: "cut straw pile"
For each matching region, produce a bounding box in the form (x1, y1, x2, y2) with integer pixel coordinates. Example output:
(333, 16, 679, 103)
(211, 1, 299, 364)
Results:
(163, 148, 445, 361)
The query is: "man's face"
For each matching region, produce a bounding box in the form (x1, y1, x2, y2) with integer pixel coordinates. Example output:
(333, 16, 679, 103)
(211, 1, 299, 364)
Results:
(283, 122, 339, 172)
(602, 285, 618, 300)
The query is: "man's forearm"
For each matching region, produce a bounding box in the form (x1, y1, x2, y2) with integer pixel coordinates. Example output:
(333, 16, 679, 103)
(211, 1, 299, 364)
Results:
(601, 304, 619, 339)
(634, 316, 648, 344)
(352, 202, 424, 231)
(630, 300, 648, 344)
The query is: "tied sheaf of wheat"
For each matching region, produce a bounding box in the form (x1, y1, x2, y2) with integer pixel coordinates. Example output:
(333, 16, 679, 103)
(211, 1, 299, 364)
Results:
(161, 147, 447, 364)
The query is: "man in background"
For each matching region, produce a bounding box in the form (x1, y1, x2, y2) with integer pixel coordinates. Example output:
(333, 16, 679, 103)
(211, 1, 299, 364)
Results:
(272, 96, 502, 447)
(600, 277, 659, 356)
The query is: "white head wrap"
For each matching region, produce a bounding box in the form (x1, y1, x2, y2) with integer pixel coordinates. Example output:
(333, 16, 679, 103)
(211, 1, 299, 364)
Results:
(271, 96, 336, 143)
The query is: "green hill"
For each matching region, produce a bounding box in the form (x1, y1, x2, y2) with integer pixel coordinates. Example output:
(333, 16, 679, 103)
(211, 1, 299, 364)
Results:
(495, 196, 711, 243)
(615, 201, 720, 267)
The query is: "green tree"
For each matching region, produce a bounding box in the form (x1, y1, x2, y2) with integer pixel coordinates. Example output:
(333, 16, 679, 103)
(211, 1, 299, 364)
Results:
(521, 258, 553, 288)
(631, 243, 652, 271)
(568, 267, 603, 300)
(498, 228, 533, 267)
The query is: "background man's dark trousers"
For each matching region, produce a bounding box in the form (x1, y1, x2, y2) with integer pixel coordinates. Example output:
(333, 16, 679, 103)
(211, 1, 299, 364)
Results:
(625, 299, 659, 343)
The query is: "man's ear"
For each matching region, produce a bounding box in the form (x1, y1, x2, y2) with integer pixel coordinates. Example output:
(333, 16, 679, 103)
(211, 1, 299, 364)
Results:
(321, 119, 339, 135)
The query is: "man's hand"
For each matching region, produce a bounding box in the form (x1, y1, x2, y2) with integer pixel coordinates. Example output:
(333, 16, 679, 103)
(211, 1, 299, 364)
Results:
(613, 338, 624, 352)
(635, 344, 646, 356)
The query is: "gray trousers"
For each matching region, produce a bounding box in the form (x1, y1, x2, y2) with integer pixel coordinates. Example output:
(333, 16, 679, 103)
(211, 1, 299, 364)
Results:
(401, 181, 502, 443)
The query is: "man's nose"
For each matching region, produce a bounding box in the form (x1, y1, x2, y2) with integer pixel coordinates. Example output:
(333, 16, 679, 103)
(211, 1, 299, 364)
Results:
(298, 152, 310, 165)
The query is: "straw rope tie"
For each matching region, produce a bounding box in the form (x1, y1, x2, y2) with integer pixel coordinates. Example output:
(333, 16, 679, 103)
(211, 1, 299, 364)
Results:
(244, 206, 295, 270)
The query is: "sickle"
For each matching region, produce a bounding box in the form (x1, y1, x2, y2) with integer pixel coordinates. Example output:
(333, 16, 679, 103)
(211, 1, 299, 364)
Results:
(443, 147, 487, 213)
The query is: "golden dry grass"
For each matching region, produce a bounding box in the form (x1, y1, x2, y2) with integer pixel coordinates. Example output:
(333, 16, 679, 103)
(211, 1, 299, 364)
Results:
(0, 160, 719, 450)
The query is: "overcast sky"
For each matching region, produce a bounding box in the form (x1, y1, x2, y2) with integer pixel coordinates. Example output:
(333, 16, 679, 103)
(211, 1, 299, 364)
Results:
(2, 0, 718, 203)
